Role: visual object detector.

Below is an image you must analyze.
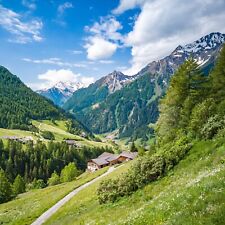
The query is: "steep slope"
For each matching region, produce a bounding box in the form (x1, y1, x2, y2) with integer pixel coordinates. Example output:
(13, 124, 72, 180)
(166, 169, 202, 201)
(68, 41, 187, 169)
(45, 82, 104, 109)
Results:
(0, 66, 89, 135)
(45, 140, 225, 225)
(37, 81, 84, 106)
(64, 71, 135, 112)
(64, 32, 225, 140)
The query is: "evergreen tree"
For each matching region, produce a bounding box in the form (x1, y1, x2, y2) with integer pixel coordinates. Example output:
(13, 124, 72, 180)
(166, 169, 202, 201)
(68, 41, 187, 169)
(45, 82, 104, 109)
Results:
(12, 175, 26, 195)
(130, 142, 138, 152)
(0, 169, 12, 203)
(156, 59, 208, 143)
(210, 45, 225, 101)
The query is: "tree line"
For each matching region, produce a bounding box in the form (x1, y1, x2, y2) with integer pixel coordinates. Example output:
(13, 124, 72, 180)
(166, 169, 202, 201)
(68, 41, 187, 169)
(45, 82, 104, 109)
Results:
(0, 140, 112, 203)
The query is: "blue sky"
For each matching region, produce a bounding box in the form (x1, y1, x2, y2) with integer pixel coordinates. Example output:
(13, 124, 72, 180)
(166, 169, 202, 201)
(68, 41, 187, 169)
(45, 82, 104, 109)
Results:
(0, 0, 225, 90)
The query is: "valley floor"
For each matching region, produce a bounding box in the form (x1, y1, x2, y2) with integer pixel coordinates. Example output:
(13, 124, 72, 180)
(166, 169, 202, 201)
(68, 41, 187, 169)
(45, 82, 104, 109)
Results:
(44, 140, 225, 225)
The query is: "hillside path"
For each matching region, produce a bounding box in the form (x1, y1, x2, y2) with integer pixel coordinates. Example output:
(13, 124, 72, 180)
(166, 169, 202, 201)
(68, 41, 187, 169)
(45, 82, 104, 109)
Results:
(31, 166, 116, 225)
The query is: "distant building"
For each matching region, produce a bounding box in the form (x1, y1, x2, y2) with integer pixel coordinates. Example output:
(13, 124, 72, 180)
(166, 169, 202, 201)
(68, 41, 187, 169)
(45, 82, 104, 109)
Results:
(1, 136, 33, 143)
(64, 139, 82, 147)
(87, 151, 138, 172)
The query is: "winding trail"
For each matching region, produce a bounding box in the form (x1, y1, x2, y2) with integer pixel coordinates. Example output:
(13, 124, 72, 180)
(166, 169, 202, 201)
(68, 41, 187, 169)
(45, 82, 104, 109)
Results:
(31, 166, 116, 225)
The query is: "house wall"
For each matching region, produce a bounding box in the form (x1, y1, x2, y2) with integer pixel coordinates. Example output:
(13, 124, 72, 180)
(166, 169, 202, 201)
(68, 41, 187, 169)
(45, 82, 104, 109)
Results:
(117, 156, 130, 163)
(87, 162, 100, 172)
(109, 159, 119, 166)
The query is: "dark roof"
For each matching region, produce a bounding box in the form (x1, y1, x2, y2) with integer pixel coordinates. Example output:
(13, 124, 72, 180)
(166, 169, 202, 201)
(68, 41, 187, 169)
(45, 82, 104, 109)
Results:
(89, 151, 137, 166)
(119, 151, 138, 160)
(91, 158, 109, 166)
(90, 152, 119, 166)
(97, 152, 114, 158)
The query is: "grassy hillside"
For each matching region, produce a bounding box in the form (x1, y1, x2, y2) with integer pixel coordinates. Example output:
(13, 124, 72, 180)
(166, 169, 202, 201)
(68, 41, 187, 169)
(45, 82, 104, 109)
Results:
(0, 167, 109, 225)
(44, 140, 225, 225)
(0, 120, 111, 148)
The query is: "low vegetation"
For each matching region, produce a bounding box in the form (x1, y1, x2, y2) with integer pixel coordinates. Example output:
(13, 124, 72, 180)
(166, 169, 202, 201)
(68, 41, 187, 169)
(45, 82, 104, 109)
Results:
(0, 167, 108, 225)
(44, 140, 225, 225)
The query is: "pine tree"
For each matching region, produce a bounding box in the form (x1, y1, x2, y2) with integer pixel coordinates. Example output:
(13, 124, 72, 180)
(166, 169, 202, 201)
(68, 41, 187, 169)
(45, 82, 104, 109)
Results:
(0, 169, 12, 203)
(130, 142, 138, 152)
(210, 44, 225, 101)
(156, 59, 208, 143)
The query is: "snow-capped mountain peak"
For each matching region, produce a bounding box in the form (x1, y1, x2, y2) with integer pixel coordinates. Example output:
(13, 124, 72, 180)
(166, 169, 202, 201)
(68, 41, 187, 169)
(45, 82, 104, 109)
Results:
(37, 81, 85, 106)
(53, 81, 84, 93)
(174, 32, 225, 54)
(136, 32, 225, 84)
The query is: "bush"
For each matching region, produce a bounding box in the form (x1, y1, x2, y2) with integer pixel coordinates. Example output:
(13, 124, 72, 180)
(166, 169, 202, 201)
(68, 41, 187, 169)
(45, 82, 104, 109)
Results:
(0, 169, 13, 203)
(189, 98, 216, 137)
(27, 179, 46, 190)
(201, 115, 225, 139)
(12, 175, 26, 195)
(60, 162, 79, 183)
(97, 135, 192, 204)
(48, 171, 60, 186)
(41, 131, 55, 140)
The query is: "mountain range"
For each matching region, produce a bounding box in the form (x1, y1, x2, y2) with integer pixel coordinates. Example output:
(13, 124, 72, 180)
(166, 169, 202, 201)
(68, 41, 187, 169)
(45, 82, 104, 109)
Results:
(63, 32, 225, 141)
(37, 81, 85, 106)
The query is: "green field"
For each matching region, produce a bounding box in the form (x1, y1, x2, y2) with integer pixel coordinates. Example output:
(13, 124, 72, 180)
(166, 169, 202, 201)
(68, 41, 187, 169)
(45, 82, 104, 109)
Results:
(32, 120, 83, 141)
(44, 140, 225, 225)
(0, 167, 109, 225)
(0, 120, 112, 148)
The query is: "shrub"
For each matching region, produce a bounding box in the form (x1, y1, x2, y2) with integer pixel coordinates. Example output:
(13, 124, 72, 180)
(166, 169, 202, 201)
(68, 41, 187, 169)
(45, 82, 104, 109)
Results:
(48, 171, 60, 186)
(60, 162, 79, 183)
(41, 131, 55, 140)
(189, 98, 216, 137)
(28, 179, 46, 190)
(97, 135, 192, 204)
(12, 175, 26, 195)
(201, 115, 225, 139)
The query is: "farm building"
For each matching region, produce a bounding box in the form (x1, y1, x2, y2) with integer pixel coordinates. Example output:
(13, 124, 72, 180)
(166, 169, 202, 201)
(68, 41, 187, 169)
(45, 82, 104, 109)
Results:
(87, 151, 138, 172)
(64, 139, 82, 147)
(1, 136, 33, 143)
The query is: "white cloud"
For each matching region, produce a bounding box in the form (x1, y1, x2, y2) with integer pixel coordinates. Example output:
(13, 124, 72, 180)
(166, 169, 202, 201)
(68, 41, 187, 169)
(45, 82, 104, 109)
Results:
(29, 69, 94, 90)
(84, 16, 123, 61)
(114, 0, 225, 75)
(84, 36, 117, 60)
(80, 76, 95, 85)
(0, 4, 43, 43)
(58, 2, 73, 15)
(113, 0, 146, 14)
(99, 60, 115, 64)
(22, 57, 87, 68)
(85, 16, 123, 42)
(22, 0, 36, 10)
(38, 69, 79, 84)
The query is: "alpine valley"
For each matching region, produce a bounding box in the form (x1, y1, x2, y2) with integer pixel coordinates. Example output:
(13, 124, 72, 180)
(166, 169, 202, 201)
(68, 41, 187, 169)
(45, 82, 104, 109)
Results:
(64, 32, 225, 141)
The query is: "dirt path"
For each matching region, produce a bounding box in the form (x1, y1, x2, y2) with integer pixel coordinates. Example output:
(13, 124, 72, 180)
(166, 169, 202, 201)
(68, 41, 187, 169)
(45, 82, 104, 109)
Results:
(31, 167, 116, 225)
